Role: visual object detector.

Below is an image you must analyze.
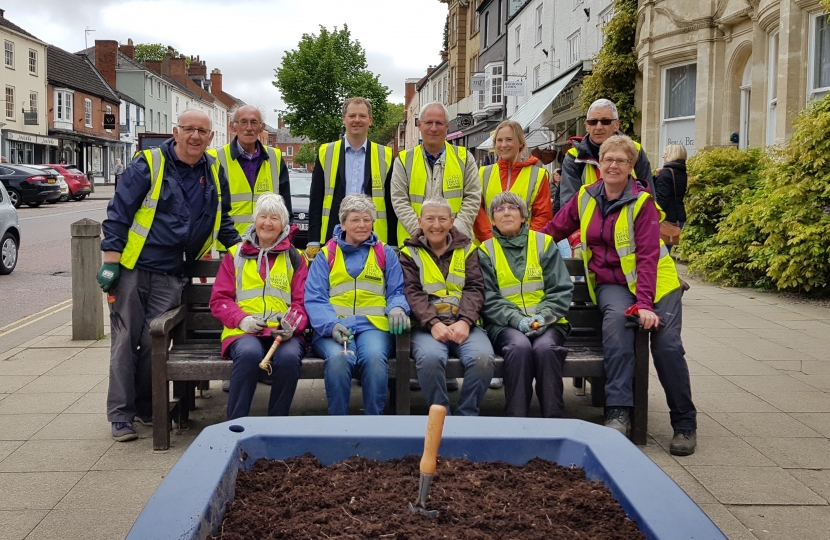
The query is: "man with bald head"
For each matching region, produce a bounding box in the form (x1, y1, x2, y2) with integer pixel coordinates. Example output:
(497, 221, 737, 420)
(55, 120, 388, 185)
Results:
(208, 105, 291, 249)
(99, 109, 240, 442)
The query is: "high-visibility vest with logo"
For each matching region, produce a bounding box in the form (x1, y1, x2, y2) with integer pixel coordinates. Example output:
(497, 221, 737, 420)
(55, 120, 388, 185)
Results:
(577, 186, 680, 304)
(400, 244, 476, 299)
(220, 243, 296, 342)
(318, 140, 393, 244)
(321, 242, 389, 331)
(120, 148, 222, 269)
(480, 231, 553, 316)
(567, 140, 643, 186)
(397, 142, 467, 246)
(209, 143, 282, 249)
(479, 164, 546, 219)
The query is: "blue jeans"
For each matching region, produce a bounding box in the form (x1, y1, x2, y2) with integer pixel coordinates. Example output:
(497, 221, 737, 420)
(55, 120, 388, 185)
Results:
(226, 335, 304, 420)
(411, 326, 495, 416)
(314, 329, 394, 415)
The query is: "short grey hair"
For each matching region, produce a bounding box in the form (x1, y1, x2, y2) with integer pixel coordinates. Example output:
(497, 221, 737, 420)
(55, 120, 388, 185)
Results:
(419, 102, 450, 124)
(253, 193, 290, 229)
(339, 194, 377, 224)
(421, 197, 452, 216)
(178, 108, 213, 130)
(587, 98, 619, 120)
(489, 192, 529, 220)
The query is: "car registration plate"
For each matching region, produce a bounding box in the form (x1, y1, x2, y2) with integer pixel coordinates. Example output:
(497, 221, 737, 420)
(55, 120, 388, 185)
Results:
(47, 179, 56, 184)
(298, 223, 308, 231)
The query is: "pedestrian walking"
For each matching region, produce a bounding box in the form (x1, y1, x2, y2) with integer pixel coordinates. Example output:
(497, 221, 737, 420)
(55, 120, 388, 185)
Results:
(655, 144, 688, 254)
(113, 158, 124, 187)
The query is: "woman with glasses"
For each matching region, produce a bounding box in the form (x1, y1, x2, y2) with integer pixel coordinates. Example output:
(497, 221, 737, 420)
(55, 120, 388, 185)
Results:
(478, 192, 573, 418)
(541, 135, 697, 456)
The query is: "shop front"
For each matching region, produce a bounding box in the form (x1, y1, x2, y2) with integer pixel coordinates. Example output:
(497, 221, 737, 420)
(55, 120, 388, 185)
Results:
(1, 131, 59, 165)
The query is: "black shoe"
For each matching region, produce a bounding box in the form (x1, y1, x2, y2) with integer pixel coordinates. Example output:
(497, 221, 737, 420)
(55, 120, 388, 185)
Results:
(670, 430, 697, 456)
(604, 407, 631, 436)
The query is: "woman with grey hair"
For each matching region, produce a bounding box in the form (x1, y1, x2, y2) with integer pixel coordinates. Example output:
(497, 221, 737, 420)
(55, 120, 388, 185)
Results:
(210, 193, 309, 420)
(478, 192, 574, 418)
(305, 194, 410, 415)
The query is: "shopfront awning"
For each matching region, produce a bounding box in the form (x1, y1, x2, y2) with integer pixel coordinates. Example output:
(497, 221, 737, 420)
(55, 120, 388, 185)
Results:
(478, 66, 582, 151)
(446, 130, 464, 141)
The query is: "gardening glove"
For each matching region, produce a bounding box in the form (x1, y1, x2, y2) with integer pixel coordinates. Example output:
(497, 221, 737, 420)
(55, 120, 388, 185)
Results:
(239, 316, 267, 334)
(273, 324, 294, 341)
(332, 323, 353, 345)
(387, 307, 408, 335)
(96, 262, 121, 292)
(517, 317, 534, 334)
(305, 245, 320, 260)
(530, 314, 546, 327)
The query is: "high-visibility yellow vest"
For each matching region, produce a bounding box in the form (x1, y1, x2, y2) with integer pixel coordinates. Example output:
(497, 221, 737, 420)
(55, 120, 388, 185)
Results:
(318, 140, 393, 244)
(480, 231, 553, 316)
(400, 244, 476, 299)
(479, 164, 546, 219)
(209, 143, 282, 249)
(397, 142, 467, 246)
(220, 243, 296, 342)
(120, 148, 222, 269)
(321, 242, 389, 331)
(567, 140, 643, 186)
(576, 186, 680, 304)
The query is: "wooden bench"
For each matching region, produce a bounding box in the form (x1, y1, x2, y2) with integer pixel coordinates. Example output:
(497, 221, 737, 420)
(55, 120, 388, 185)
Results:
(150, 258, 649, 451)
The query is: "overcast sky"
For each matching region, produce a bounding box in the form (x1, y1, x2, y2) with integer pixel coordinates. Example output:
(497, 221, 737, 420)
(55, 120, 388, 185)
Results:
(3, 0, 447, 124)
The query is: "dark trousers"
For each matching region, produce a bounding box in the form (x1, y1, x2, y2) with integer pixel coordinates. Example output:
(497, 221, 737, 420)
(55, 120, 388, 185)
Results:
(494, 326, 568, 418)
(226, 335, 304, 420)
(107, 268, 183, 423)
(597, 284, 696, 431)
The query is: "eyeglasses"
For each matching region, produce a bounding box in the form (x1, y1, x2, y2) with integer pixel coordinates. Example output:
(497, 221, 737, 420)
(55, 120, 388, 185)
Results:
(586, 118, 616, 126)
(345, 217, 374, 225)
(235, 120, 262, 128)
(178, 126, 212, 137)
(600, 158, 631, 166)
(420, 120, 447, 128)
(494, 204, 521, 214)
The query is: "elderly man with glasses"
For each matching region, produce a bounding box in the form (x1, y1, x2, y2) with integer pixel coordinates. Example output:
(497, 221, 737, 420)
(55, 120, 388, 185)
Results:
(559, 98, 653, 207)
(208, 105, 292, 250)
(98, 109, 241, 442)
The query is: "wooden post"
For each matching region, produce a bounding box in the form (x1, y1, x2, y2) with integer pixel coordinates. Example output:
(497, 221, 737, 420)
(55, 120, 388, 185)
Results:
(71, 218, 104, 340)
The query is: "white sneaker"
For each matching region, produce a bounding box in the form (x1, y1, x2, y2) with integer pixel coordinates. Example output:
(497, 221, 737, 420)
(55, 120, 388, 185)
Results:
(489, 378, 503, 389)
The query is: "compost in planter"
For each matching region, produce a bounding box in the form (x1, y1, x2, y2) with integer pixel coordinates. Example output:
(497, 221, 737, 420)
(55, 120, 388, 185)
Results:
(209, 453, 645, 540)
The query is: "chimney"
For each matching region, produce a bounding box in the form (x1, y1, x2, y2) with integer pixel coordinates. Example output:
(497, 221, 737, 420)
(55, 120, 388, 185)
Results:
(169, 56, 187, 79)
(144, 60, 162, 75)
(210, 68, 222, 96)
(94, 40, 118, 89)
(0, 9, 5, 18)
(119, 38, 135, 59)
(278, 116, 285, 130)
(161, 50, 172, 77)
(404, 81, 415, 108)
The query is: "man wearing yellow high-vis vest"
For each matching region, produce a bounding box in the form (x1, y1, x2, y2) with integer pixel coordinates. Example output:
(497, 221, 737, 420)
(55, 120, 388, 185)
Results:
(391, 102, 481, 247)
(98, 110, 240, 442)
(307, 97, 395, 258)
(478, 192, 574, 419)
(208, 105, 292, 251)
(543, 135, 697, 457)
(559, 99, 653, 207)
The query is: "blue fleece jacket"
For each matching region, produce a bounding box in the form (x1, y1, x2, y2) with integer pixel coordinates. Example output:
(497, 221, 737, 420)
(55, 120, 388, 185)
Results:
(305, 225, 409, 343)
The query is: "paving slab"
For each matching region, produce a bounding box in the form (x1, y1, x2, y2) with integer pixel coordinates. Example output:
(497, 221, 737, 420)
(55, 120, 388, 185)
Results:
(691, 376, 746, 393)
(0, 349, 79, 377)
(0, 509, 48, 540)
(55, 470, 165, 510)
(696, 504, 757, 540)
(788, 470, 830, 502)
(0, 472, 83, 510)
(686, 466, 826, 505)
(757, 391, 830, 413)
(24, 508, 138, 540)
(730, 506, 830, 540)
(743, 437, 830, 469)
(91, 434, 196, 471)
(44, 354, 109, 376)
(26, 336, 98, 348)
(762, 360, 803, 372)
(0, 441, 23, 463)
(0, 376, 36, 394)
(16, 374, 106, 394)
(666, 436, 775, 467)
(725, 375, 818, 394)
(708, 412, 823, 438)
(790, 413, 830, 438)
(693, 391, 781, 413)
(62, 392, 106, 414)
(0, 415, 56, 441)
(0, 393, 83, 415)
(31, 414, 112, 440)
(0, 440, 113, 473)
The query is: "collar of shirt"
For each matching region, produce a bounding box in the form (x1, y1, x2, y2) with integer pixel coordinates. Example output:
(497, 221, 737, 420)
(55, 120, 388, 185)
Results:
(234, 139, 262, 161)
(344, 137, 368, 154)
(424, 147, 445, 166)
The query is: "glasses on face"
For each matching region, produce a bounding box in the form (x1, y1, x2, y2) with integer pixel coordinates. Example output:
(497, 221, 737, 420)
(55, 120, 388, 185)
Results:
(345, 217, 373, 226)
(601, 157, 631, 166)
(586, 118, 615, 126)
(178, 126, 212, 137)
(235, 120, 261, 128)
(421, 120, 446, 128)
(494, 204, 520, 214)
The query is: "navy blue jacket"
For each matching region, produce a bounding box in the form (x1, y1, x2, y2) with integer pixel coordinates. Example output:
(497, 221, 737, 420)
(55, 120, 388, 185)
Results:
(102, 139, 240, 275)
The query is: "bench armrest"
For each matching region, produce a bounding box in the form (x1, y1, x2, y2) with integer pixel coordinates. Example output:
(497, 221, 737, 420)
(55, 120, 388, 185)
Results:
(149, 305, 187, 337)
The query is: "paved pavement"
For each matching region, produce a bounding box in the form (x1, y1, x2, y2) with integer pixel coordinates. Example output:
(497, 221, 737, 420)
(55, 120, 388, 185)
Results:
(1, 268, 829, 539)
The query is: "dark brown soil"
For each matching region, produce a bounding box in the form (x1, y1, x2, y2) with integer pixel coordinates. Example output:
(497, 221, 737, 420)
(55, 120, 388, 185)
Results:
(208, 454, 645, 540)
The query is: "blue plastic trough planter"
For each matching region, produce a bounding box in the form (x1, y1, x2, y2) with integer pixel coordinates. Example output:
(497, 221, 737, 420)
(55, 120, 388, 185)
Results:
(127, 417, 726, 540)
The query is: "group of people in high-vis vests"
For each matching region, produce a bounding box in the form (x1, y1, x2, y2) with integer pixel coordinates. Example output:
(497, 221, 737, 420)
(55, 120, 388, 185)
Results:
(97, 97, 697, 457)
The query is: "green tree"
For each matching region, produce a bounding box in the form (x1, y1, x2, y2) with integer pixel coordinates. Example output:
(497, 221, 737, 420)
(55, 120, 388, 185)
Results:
(579, 0, 639, 135)
(134, 43, 180, 63)
(369, 102, 405, 144)
(293, 143, 319, 167)
(274, 25, 390, 143)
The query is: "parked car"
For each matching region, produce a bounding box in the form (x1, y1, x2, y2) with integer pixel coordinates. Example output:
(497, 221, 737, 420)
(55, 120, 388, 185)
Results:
(44, 164, 92, 200)
(290, 173, 311, 249)
(0, 164, 62, 208)
(30, 165, 70, 202)
(0, 182, 20, 274)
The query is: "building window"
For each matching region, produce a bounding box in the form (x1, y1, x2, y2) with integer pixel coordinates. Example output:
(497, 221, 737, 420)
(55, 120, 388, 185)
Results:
(29, 91, 37, 115)
(157, 82, 161, 98)
(533, 65, 540, 90)
(55, 89, 73, 122)
(515, 26, 521, 60)
(106, 105, 113, 132)
(175, 96, 179, 113)
(4, 41, 13, 68)
(567, 32, 580, 66)
(497, 0, 502, 35)
(661, 63, 697, 162)
(164, 113, 168, 132)
(164, 85, 168, 102)
(149, 78, 153, 96)
(149, 108, 153, 130)
(4, 86, 14, 119)
(767, 31, 779, 145)
(483, 12, 489, 48)
(809, 13, 830, 97)
(599, 7, 614, 46)
(489, 64, 503, 105)
(28, 49, 36, 74)
(84, 99, 92, 127)
(452, 12, 458, 45)
(474, 0, 480, 33)
(157, 112, 161, 132)
(535, 5, 543, 44)
(286, 145, 293, 157)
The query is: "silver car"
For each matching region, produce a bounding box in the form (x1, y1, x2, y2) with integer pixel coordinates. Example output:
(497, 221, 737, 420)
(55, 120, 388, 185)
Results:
(0, 182, 20, 274)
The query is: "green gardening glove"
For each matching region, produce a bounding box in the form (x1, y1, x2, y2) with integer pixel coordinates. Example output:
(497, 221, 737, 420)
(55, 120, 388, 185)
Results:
(387, 307, 408, 335)
(97, 262, 121, 292)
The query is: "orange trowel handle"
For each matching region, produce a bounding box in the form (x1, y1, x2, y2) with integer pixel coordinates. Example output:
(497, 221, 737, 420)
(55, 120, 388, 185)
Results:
(419, 404, 447, 475)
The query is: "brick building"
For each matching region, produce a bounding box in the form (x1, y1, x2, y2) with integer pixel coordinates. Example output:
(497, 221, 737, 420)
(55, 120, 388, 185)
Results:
(272, 116, 312, 171)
